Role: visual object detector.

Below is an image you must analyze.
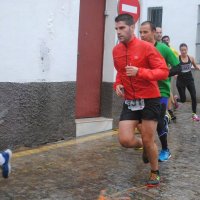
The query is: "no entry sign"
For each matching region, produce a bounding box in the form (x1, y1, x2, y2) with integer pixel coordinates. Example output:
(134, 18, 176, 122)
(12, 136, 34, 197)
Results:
(118, 0, 140, 23)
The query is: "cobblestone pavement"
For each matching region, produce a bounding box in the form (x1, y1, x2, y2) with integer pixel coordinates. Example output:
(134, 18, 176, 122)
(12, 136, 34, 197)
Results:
(0, 103, 200, 200)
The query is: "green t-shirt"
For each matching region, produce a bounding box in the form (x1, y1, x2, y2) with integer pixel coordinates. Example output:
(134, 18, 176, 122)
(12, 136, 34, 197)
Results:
(155, 42, 180, 97)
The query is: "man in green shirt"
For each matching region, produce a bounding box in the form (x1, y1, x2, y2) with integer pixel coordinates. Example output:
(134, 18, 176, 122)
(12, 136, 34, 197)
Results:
(139, 21, 180, 162)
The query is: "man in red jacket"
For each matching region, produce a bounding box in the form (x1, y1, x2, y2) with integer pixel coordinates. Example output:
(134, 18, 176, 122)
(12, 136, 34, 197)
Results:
(113, 14, 169, 187)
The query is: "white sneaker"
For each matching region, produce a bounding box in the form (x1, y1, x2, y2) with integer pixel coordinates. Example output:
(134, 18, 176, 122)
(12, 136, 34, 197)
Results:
(192, 113, 200, 121)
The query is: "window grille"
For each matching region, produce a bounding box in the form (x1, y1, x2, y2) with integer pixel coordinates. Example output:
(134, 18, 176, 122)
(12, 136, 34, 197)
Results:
(148, 7, 162, 27)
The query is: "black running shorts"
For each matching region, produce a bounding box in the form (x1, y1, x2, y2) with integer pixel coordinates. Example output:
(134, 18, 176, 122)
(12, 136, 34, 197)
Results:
(119, 98, 161, 121)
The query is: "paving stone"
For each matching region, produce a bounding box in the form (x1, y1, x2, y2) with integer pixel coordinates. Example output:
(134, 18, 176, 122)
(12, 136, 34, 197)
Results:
(0, 103, 199, 200)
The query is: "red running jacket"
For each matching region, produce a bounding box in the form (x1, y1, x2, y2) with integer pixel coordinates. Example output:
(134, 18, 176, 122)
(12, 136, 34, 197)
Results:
(113, 37, 169, 100)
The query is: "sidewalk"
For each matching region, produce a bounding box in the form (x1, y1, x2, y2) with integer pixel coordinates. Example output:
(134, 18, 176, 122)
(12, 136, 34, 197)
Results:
(0, 102, 200, 200)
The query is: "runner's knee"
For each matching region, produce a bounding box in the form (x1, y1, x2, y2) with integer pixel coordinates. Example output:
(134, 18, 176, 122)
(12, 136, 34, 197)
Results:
(118, 136, 138, 148)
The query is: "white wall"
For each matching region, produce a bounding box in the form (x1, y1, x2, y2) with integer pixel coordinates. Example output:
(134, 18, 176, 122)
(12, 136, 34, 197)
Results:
(102, 0, 118, 83)
(139, 0, 200, 59)
(0, 0, 80, 82)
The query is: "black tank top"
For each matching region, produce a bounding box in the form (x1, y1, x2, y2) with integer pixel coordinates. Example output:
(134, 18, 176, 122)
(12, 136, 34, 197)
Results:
(178, 56, 193, 81)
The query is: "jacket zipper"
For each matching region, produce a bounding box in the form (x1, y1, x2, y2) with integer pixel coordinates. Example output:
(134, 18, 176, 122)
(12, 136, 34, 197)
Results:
(125, 44, 135, 99)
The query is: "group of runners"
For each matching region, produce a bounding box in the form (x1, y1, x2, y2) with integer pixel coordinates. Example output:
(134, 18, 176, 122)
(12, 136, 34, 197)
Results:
(113, 13, 200, 187)
(155, 28, 200, 122)
(1, 14, 199, 189)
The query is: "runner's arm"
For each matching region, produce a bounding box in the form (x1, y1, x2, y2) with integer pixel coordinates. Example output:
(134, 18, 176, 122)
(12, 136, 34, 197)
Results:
(165, 46, 182, 77)
(190, 56, 200, 70)
(168, 64, 182, 77)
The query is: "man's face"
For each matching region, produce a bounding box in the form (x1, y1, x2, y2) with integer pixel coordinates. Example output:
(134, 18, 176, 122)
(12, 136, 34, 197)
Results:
(139, 24, 155, 43)
(155, 27, 162, 41)
(162, 37, 170, 45)
(115, 21, 134, 43)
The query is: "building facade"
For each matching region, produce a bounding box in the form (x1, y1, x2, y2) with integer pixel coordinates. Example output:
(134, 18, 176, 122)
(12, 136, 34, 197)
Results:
(0, 0, 120, 149)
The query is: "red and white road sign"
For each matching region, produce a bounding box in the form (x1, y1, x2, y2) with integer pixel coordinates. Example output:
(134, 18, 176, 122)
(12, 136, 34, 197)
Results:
(118, 0, 140, 23)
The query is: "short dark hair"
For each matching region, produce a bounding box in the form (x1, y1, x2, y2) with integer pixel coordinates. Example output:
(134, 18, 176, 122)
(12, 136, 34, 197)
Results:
(162, 35, 170, 46)
(179, 43, 188, 49)
(162, 35, 170, 41)
(115, 14, 134, 26)
(141, 21, 156, 31)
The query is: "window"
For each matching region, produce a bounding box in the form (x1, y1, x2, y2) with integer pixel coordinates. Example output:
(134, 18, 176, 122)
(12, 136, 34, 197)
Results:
(148, 7, 163, 27)
(196, 5, 200, 63)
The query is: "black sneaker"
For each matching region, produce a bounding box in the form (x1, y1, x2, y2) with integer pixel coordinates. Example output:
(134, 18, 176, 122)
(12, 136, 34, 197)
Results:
(168, 109, 176, 121)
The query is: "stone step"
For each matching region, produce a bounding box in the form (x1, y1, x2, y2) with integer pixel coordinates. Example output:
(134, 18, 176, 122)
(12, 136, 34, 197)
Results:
(75, 117, 113, 137)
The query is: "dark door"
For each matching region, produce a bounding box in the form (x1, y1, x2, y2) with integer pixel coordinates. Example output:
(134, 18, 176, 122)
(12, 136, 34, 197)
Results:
(76, 0, 106, 118)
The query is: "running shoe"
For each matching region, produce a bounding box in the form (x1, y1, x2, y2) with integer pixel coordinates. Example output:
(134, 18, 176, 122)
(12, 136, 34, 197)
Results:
(134, 147, 143, 150)
(174, 95, 179, 109)
(1, 149, 12, 178)
(142, 149, 149, 164)
(192, 113, 200, 121)
(158, 149, 171, 162)
(146, 171, 160, 187)
(168, 109, 176, 121)
(135, 128, 140, 134)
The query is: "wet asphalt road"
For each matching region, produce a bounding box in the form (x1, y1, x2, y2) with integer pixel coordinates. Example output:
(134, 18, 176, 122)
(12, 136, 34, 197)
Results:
(0, 102, 200, 200)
